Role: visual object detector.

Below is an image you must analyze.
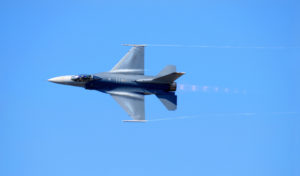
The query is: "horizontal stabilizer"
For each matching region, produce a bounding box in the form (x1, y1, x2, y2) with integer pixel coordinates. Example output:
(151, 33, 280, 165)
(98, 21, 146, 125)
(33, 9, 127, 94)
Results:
(153, 72, 185, 83)
(135, 65, 184, 83)
(156, 92, 177, 111)
(157, 65, 176, 77)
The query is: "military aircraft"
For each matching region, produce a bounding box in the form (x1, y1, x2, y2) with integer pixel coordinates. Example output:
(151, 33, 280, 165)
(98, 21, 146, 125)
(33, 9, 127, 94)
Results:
(48, 45, 185, 122)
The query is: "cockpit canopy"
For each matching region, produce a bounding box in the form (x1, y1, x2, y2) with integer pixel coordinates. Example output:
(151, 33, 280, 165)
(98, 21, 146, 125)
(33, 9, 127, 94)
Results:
(71, 74, 93, 82)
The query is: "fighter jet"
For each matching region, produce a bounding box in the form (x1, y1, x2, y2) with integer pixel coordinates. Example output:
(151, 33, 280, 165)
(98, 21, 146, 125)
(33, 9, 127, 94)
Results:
(48, 45, 185, 122)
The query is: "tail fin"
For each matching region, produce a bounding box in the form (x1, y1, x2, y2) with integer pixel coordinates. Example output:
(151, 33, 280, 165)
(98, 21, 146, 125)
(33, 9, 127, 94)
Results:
(156, 92, 177, 110)
(152, 65, 185, 83)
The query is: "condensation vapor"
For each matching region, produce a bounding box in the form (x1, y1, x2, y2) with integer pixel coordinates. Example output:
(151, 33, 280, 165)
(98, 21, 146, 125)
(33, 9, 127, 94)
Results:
(178, 84, 247, 94)
(148, 112, 299, 122)
(146, 44, 300, 49)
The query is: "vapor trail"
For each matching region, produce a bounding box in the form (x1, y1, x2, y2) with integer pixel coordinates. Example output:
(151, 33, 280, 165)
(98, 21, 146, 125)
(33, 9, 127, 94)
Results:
(146, 44, 300, 49)
(178, 84, 247, 94)
(148, 112, 299, 122)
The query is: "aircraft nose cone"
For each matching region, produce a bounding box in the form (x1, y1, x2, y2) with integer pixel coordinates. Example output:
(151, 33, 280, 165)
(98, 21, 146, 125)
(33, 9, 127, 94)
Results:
(48, 77, 57, 82)
(48, 76, 73, 83)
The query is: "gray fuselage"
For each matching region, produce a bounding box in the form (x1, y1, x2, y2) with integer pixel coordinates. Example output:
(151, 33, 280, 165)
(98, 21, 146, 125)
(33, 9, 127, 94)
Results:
(85, 72, 175, 95)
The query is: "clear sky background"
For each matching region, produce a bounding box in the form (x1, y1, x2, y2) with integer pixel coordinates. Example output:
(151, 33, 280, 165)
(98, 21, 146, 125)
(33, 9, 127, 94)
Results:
(1, 0, 299, 176)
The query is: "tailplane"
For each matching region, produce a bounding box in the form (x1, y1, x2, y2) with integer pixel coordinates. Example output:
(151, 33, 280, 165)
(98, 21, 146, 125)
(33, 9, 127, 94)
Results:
(156, 92, 177, 110)
(153, 65, 185, 83)
(156, 65, 176, 77)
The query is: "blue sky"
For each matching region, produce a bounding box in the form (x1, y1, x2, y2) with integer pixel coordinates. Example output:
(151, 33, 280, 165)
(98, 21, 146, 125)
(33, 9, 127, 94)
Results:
(1, 0, 299, 176)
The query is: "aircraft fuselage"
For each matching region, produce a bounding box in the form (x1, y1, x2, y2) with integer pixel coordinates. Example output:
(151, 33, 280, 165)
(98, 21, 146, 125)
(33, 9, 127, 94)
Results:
(48, 72, 176, 95)
(48, 45, 183, 121)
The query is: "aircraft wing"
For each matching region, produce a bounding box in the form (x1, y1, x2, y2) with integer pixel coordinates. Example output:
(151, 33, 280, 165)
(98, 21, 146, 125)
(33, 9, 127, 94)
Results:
(108, 91, 145, 121)
(110, 45, 145, 75)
